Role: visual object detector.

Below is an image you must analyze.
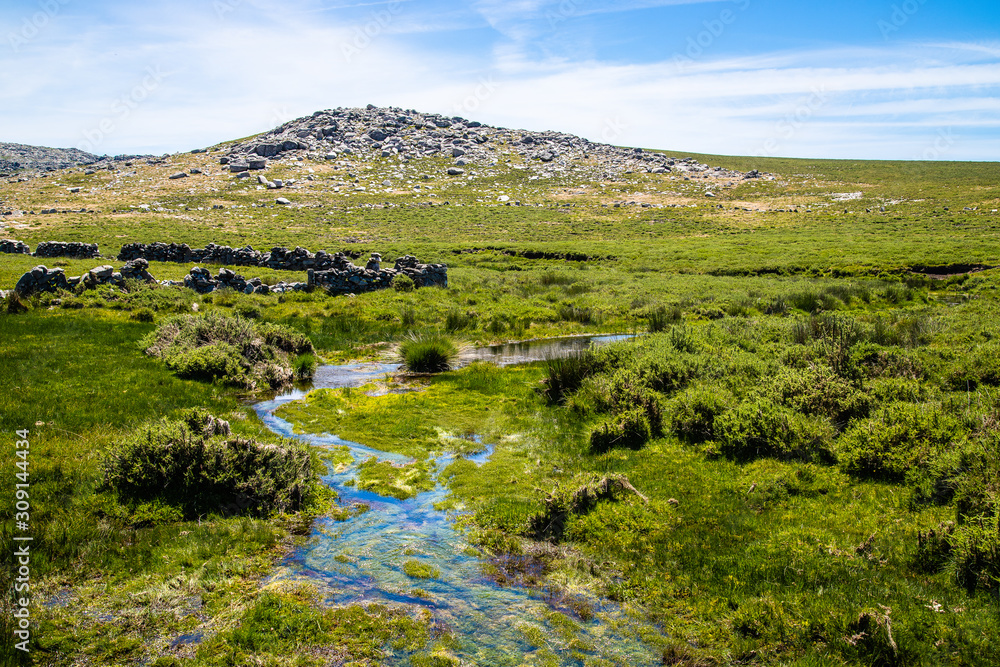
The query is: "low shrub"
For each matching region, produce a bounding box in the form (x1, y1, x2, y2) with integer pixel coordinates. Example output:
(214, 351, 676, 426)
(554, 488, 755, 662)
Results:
(142, 312, 315, 389)
(837, 402, 961, 481)
(665, 386, 730, 443)
(647, 305, 681, 332)
(294, 353, 318, 380)
(165, 341, 249, 386)
(102, 415, 318, 518)
(590, 408, 651, 453)
(234, 303, 262, 319)
(715, 397, 835, 463)
(392, 274, 415, 293)
(768, 365, 870, 425)
(397, 333, 460, 373)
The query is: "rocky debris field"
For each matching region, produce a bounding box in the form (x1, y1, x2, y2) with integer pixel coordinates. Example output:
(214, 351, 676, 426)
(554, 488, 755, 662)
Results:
(223, 104, 747, 182)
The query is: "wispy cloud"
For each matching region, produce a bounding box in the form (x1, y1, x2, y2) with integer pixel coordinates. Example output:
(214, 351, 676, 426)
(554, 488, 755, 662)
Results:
(0, 1, 996, 160)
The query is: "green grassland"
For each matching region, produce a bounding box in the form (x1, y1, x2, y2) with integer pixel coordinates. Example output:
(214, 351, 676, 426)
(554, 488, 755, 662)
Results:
(2, 145, 1000, 665)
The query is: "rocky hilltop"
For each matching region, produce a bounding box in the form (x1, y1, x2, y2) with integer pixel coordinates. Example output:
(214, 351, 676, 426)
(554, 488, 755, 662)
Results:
(223, 104, 742, 181)
(0, 142, 101, 174)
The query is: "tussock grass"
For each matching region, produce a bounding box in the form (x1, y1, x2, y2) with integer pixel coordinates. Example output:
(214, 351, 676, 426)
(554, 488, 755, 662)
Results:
(396, 332, 460, 373)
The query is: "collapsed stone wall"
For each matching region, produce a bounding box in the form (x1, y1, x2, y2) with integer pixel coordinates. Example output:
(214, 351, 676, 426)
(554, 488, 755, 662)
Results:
(120, 242, 361, 271)
(309, 254, 447, 294)
(10, 253, 446, 297)
(34, 241, 100, 259)
(1, 239, 30, 254)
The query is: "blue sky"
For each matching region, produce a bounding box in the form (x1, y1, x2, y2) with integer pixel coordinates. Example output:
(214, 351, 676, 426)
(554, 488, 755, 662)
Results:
(1, 0, 998, 159)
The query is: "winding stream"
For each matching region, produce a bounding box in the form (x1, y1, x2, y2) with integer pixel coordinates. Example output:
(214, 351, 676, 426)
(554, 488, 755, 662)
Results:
(253, 335, 658, 666)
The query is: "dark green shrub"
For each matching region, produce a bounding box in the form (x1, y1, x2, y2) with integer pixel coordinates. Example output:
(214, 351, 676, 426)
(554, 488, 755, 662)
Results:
(556, 304, 594, 324)
(768, 366, 870, 425)
(392, 274, 415, 292)
(165, 342, 249, 386)
(129, 307, 155, 323)
(142, 312, 315, 389)
(914, 521, 955, 574)
(837, 402, 961, 481)
(397, 333, 460, 373)
(950, 518, 1000, 592)
(590, 408, 652, 453)
(666, 386, 729, 443)
(946, 342, 1000, 390)
(715, 397, 835, 462)
(102, 417, 317, 518)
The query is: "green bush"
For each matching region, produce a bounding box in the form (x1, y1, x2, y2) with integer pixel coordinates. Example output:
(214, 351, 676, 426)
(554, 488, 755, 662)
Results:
(647, 305, 681, 332)
(715, 397, 835, 462)
(102, 416, 317, 518)
(165, 342, 249, 385)
(665, 386, 730, 443)
(837, 402, 961, 481)
(142, 312, 315, 389)
(950, 518, 1000, 592)
(393, 274, 415, 293)
(768, 365, 870, 425)
(946, 342, 1000, 390)
(397, 333, 460, 373)
(590, 408, 651, 453)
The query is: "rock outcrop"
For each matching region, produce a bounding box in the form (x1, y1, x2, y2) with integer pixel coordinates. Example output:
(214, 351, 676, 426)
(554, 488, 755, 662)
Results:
(218, 105, 741, 181)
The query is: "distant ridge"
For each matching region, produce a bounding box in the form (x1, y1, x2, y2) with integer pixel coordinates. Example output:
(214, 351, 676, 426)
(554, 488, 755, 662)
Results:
(0, 142, 100, 174)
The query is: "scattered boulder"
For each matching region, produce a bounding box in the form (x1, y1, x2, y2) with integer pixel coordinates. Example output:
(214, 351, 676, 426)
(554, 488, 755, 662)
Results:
(168, 172, 188, 180)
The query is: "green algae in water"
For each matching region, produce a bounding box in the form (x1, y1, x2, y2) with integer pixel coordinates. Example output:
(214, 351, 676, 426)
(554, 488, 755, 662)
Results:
(403, 560, 441, 579)
(356, 457, 435, 500)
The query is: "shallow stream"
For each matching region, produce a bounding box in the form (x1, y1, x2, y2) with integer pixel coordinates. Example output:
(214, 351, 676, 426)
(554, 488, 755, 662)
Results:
(253, 335, 658, 665)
